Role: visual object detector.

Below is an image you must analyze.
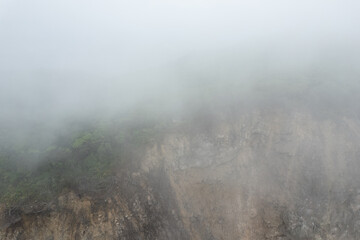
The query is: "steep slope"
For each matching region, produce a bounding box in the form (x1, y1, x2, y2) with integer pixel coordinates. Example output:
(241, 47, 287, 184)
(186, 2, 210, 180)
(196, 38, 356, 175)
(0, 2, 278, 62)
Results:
(146, 109, 360, 239)
(2, 108, 360, 239)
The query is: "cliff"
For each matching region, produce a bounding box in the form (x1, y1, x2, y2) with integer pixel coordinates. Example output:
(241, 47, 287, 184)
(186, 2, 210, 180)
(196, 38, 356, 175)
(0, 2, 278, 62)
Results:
(2, 108, 360, 239)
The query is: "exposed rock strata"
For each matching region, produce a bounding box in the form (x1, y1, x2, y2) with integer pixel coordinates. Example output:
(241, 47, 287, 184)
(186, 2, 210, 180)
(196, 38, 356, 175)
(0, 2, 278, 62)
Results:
(2, 110, 360, 239)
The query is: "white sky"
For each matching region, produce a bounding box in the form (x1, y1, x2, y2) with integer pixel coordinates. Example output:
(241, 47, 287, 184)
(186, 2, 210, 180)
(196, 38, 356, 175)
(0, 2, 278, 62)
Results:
(0, 0, 360, 120)
(1, 0, 359, 74)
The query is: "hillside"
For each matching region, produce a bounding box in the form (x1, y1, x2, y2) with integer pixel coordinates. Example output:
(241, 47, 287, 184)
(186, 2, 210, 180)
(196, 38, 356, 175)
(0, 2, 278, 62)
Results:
(1, 105, 360, 239)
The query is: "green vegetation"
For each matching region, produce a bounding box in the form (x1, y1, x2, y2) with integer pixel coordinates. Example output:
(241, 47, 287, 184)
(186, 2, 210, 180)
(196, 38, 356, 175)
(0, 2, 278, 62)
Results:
(0, 118, 164, 207)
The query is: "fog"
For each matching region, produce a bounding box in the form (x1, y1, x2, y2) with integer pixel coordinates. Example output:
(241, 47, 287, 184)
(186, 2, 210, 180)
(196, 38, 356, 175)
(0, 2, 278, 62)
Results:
(1, 0, 360, 124)
(1, 0, 360, 160)
(2, 2, 360, 238)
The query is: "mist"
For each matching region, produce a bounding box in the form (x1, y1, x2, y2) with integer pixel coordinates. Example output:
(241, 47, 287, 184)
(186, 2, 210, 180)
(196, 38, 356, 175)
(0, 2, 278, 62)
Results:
(1, 0, 360, 123)
(1, 1, 360, 238)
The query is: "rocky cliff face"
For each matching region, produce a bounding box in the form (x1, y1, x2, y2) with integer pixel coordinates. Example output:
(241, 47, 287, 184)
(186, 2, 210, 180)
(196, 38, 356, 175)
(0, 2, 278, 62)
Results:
(2, 109, 360, 239)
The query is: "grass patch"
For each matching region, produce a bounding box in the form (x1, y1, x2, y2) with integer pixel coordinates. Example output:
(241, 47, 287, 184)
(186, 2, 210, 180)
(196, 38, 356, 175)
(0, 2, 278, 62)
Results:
(0, 118, 164, 207)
